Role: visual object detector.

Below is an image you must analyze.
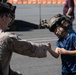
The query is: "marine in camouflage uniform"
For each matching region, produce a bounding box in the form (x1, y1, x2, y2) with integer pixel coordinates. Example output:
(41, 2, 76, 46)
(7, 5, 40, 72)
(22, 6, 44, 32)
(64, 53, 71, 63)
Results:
(0, 2, 48, 75)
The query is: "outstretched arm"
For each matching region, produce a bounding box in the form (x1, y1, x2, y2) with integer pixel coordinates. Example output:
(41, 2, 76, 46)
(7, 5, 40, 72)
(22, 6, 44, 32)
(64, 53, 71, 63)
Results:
(6, 33, 48, 58)
(47, 43, 59, 58)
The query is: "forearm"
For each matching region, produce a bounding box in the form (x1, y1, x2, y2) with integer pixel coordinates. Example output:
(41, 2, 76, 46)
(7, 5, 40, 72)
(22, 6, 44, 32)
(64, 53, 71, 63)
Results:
(66, 7, 72, 17)
(48, 49, 59, 58)
(58, 47, 76, 56)
(31, 43, 47, 58)
(63, 50, 76, 56)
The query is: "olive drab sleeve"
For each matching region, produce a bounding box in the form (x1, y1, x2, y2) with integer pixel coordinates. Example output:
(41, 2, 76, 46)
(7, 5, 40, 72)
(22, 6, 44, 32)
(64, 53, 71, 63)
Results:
(6, 33, 47, 58)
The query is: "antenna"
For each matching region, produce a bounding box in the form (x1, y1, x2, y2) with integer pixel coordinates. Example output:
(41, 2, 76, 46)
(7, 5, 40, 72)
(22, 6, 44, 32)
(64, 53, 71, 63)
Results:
(39, 4, 41, 29)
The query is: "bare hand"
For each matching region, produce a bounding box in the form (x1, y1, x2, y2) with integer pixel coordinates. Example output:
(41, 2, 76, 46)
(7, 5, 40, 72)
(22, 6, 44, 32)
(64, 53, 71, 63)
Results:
(56, 48, 67, 54)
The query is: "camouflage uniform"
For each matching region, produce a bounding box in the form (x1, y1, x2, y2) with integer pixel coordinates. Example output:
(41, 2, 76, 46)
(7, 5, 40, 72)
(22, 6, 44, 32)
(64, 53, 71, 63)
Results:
(0, 29, 47, 75)
(0, 2, 48, 75)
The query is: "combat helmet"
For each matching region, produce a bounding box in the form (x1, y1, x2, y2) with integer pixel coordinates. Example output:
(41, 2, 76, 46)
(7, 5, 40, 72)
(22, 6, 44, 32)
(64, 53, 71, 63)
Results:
(47, 14, 71, 32)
